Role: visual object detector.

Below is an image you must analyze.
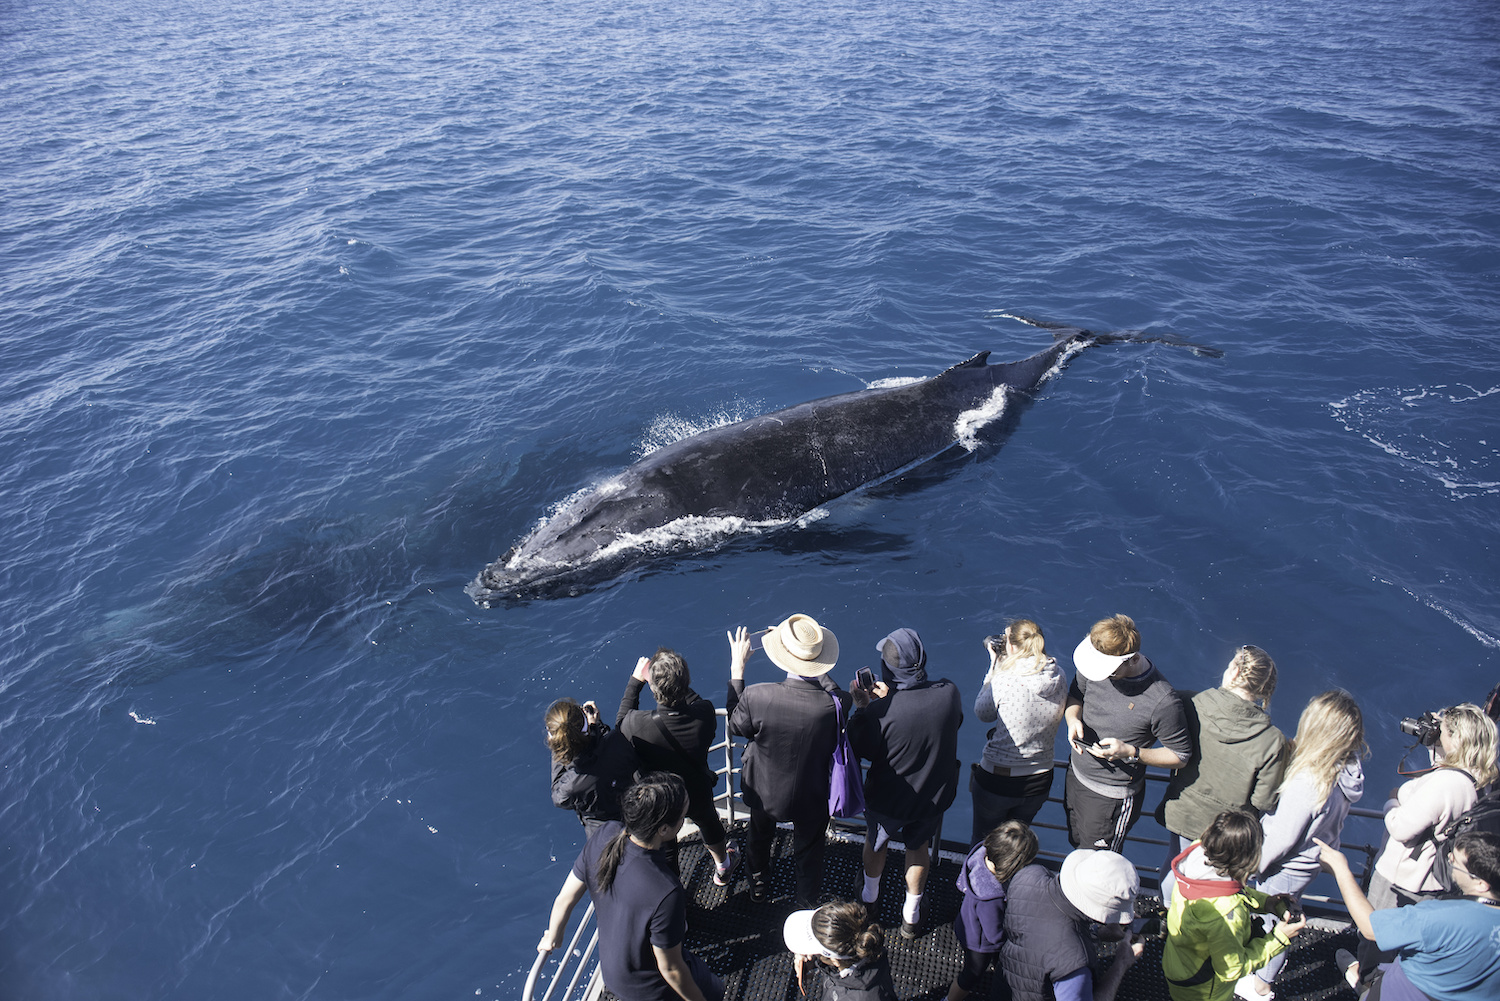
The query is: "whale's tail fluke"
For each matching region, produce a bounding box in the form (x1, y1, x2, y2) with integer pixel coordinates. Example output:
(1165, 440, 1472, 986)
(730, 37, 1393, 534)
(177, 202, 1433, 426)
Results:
(1094, 329, 1225, 358)
(998, 312, 1225, 359)
(996, 313, 1091, 339)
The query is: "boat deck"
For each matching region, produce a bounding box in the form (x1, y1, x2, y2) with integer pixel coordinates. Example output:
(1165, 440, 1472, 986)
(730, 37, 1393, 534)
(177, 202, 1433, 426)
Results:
(527, 717, 1376, 1001)
(667, 824, 1358, 1001)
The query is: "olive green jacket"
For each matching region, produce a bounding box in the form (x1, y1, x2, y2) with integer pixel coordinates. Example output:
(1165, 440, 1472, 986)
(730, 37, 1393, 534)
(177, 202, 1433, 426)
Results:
(1157, 686, 1287, 840)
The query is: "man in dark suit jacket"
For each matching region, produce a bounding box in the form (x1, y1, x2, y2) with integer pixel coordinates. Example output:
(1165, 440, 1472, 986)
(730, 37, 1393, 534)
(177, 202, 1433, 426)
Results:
(726, 614, 851, 907)
(848, 627, 963, 938)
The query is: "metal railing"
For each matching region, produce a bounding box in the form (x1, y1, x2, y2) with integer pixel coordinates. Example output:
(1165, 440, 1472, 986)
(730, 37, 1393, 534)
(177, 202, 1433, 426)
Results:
(1023, 759, 1383, 911)
(709, 707, 743, 827)
(523, 712, 1383, 1001)
(525, 899, 602, 1001)
(524, 711, 745, 1001)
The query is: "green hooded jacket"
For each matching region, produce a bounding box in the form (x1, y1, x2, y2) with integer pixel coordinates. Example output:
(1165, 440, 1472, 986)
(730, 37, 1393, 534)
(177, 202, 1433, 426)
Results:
(1157, 686, 1287, 840)
(1162, 843, 1291, 1001)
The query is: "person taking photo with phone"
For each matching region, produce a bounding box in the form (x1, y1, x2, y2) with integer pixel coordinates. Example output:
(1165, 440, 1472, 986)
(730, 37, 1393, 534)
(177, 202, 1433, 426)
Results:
(971, 620, 1067, 842)
(617, 647, 738, 885)
(726, 614, 851, 907)
(847, 628, 963, 938)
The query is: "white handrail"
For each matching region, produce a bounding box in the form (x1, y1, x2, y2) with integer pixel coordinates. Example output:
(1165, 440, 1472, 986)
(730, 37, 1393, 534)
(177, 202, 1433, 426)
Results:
(524, 901, 599, 1001)
(710, 707, 740, 826)
(524, 713, 743, 1001)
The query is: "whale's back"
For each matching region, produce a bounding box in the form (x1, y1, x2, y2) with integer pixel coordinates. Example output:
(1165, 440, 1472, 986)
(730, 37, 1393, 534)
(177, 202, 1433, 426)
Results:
(470, 337, 1095, 602)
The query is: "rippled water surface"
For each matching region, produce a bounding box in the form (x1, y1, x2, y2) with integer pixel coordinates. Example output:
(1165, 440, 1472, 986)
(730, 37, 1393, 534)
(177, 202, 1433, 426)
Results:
(2, 1, 1497, 997)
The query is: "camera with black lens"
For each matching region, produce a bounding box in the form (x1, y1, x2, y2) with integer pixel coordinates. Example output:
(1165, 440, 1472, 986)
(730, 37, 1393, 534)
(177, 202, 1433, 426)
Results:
(1399, 711, 1442, 747)
(1128, 898, 1168, 942)
(1129, 914, 1165, 941)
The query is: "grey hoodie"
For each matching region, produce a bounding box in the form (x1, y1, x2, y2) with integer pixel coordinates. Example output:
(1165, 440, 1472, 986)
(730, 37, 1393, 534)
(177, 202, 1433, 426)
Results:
(1258, 759, 1364, 884)
(1156, 686, 1288, 840)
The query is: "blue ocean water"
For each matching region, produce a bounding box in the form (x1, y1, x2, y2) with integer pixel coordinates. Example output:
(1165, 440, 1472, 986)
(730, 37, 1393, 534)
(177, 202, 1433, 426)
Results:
(2, 0, 1498, 997)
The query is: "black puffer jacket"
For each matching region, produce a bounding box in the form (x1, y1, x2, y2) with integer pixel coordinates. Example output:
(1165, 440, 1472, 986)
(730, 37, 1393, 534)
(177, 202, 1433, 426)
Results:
(811, 955, 897, 1001)
(1000, 865, 1094, 1001)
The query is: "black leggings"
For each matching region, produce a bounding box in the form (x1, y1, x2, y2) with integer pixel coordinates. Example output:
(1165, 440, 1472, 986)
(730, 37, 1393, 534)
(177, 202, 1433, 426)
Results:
(748, 807, 828, 907)
(955, 948, 998, 992)
(687, 785, 727, 846)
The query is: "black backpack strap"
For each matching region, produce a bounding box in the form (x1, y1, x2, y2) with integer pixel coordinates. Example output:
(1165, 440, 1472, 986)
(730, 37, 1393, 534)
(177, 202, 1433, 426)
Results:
(648, 711, 716, 789)
(1429, 770, 1487, 892)
(1436, 769, 1480, 842)
(648, 710, 691, 759)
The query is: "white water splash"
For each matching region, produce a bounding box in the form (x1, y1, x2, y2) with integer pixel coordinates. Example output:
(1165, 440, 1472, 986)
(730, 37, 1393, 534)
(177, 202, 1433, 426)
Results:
(637, 401, 763, 456)
(954, 386, 1010, 451)
(867, 376, 924, 390)
(589, 511, 804, 564)
(1044, 338, 1091, 381)
(519, 479, 624, 541)
(502, 505, 817, 579)
(1377, 577, 1499, 650)
(1330, 384, 1499, 496)
(128, 711, 156, 725)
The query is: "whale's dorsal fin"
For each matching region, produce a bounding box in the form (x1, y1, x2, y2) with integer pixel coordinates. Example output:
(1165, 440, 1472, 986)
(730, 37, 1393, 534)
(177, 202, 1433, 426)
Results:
(939, 351, 990, 375)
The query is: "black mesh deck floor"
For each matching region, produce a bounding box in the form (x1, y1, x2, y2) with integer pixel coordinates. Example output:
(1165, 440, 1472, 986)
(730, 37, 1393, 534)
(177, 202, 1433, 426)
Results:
(648, 824, 1360, 1001)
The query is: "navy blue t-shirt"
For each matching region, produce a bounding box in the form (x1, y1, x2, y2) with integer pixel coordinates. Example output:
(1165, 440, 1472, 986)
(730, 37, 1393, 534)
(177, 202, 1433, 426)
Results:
(573, 822, 688, 1001)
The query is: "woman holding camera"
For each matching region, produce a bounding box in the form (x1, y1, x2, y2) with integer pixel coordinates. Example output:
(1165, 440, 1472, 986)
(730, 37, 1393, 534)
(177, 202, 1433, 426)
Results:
(545, 697, 642, 832)
(970, 620, 1067, 844)
(1352, 702, 1498, 986)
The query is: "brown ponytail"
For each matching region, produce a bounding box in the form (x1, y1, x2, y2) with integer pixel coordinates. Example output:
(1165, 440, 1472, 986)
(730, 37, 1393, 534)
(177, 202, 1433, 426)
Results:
(811, 900, 885, 965)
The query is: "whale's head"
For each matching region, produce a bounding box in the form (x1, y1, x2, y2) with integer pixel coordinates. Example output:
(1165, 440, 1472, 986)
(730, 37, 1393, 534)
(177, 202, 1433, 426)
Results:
(466, 557, 596, 604)
(466, 474, 680, 604)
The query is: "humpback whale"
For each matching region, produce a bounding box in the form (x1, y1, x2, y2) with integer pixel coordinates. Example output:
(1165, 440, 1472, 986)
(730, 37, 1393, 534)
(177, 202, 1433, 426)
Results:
(467, 319, 1220, 604)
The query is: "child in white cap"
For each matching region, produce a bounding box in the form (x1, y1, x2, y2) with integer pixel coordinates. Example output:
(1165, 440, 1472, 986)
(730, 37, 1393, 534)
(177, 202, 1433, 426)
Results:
(999, 848, 1145, 1001)
(782, 900, 897, 1001)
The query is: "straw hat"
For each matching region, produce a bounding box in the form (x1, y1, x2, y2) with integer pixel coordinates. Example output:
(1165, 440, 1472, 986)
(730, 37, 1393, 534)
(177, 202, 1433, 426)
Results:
(762, 614, 840, 677)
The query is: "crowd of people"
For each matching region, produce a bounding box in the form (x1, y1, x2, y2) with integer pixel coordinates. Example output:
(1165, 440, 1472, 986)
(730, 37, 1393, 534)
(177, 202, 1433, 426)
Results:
(537, 611, 1500, 1001)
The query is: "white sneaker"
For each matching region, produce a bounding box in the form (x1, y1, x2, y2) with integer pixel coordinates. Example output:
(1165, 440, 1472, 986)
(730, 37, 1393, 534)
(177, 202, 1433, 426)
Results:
(712, 843, 739, 887)
(1234, 975, 1272, 1001)
(1335, 949, 1360, 991)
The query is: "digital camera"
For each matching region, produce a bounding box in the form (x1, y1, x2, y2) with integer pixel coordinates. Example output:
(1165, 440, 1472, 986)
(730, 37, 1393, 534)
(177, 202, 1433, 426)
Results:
(1399, 710, 1442, 747)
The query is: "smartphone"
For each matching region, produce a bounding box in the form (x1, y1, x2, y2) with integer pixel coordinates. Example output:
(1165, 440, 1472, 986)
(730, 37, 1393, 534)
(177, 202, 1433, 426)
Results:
(1130, 915, 1163, 940)
(856, 667, 876, 692)
(747, 627, 773, 650)
(1071, 738, 1107, 757)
